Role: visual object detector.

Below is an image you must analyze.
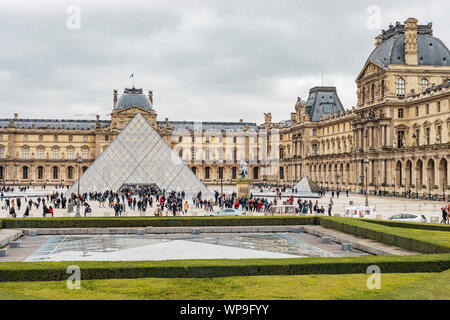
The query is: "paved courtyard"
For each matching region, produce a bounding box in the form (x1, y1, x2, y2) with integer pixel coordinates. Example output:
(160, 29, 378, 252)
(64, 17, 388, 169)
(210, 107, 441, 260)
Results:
(0, 185, 447, 221)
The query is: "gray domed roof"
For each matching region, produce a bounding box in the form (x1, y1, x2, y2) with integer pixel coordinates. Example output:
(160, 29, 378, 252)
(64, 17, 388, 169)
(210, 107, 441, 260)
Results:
(115, 87, 153, 111)
(368, 22, 450, 67)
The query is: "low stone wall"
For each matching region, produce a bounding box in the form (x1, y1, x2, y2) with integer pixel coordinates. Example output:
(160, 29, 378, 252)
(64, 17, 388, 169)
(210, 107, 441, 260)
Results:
(19, 225, 305, 236)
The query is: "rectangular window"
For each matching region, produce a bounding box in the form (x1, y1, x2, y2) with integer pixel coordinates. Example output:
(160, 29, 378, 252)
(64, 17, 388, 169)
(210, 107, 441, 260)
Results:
(0, 149, 4, 158)
(39, 135, 43, 142)
(69, 135, 73, 142)
(53, 149, 58, 160)
(415, 106, 419, 117)
(54, 135, 58, 142)
(426, 104, 430, 114)
(0, 134, 3, 141)
(38, 149, 43, 159)
(83, 136, 87, 142)
(23, 134, 28, 141)
(312, 144, 318, 156)
(68, 149, 73, 160)
(397, 130, 405, 148)
(205, 149, 210, 161)
(82, 149, 88, 160)
(437, 101, 441, 112)
(426, 127, 430, 145)
(23, 148, 28, 159)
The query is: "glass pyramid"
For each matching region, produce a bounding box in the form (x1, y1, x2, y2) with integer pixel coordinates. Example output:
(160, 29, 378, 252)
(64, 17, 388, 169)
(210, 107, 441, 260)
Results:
(66, 113, 213, 199)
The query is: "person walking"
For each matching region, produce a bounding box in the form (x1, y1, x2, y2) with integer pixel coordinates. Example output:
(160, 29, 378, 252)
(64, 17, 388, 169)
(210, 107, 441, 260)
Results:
(442, 206, 448, 224)
(328, 198, 334, 216)
(184, 201, 189, 215)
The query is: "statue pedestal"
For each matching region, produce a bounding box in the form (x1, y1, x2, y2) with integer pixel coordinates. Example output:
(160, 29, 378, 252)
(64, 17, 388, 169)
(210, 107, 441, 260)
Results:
(237, 179, 251, 198)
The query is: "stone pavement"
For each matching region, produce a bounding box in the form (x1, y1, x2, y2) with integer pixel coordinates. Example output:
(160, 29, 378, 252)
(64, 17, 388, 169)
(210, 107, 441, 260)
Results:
(0, 185, 447, 220)
(303, 225, 418, 256)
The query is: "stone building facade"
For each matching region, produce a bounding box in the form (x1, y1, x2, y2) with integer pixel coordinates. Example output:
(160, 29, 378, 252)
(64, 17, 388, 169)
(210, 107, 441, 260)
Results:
(272, 18, 450, 198)
(0, 18, 449, 197)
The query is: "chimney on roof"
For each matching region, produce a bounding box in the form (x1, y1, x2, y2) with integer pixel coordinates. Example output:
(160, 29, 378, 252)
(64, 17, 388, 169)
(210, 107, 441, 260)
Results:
(404, 17, 419, 65)
(113, 89, 118, 107)
(14, 113, 18, 119)
(148, 90, 153, 104)
(375, 34, 383, 47)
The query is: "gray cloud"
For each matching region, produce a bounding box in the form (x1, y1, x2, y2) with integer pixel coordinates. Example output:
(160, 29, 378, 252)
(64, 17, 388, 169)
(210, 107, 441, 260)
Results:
(0, 0, 448, 123)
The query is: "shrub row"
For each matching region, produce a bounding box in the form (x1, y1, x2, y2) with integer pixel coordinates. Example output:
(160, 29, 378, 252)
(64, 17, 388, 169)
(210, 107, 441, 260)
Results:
(362, 219, 450, 232)
(320, 217, 450, 254)
(0, 254, 449, 282)
(0, 216, 319, 229)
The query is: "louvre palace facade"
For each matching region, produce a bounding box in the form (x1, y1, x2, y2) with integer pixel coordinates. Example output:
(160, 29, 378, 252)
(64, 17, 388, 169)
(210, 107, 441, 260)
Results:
(0, 18, 449, 197)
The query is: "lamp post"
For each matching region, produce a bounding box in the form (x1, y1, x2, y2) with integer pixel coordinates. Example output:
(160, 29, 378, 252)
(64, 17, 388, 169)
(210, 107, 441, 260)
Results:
(428, 178, 431, 199)
(393, 177, 396, 197)
(219, 166, 223, 195)
(404, 178, 407, 197)
(75, 156, 82, 217)
(443, 178, 446, 201)
(363, 156, 369, 206)
(416, 178, 418, 198)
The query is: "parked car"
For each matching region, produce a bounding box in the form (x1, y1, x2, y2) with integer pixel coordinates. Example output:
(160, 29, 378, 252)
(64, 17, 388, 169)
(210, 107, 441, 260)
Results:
(343, 205, 377, 219)
(207, 208, 246, 216)
(388, 213, 427, 223)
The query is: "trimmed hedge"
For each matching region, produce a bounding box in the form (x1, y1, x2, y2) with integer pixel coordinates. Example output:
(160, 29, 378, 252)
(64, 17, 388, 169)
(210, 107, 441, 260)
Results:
(362, 219, 450, 232)
(0, 216, 319, 229)
(0, 254, 449, 282)
(320, 217, 450, 254)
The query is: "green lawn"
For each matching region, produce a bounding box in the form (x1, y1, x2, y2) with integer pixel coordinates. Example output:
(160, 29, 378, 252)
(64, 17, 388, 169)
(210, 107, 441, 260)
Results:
(0, 271, 448, 300)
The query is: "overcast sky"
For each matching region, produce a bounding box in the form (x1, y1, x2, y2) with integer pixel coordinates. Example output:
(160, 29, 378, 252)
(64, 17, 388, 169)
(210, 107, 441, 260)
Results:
(0, 0, 449, 124)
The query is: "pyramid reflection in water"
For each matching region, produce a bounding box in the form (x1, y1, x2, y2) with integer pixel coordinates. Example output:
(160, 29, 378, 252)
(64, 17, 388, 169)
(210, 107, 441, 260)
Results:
(66, 113, 213, 199)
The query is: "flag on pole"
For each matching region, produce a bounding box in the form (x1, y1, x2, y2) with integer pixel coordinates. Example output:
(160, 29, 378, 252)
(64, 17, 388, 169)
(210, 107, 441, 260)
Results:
(129, 73, 134, 79)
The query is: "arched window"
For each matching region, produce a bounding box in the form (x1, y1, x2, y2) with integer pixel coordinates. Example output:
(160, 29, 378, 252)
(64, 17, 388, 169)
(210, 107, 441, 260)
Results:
(205, 167, 210, 180)
(253, 167, 259, 179)
(0, 166, 3, 180)
(52, 166, 59, 180)
(37, 166, 44, 180)
(396, 78, 405, 97)
(178, 148, 183, 158)
(67, 166, 74, 180)
(420, 78, 429, 91)
(82, 166, 88, 173)
(279, 167, 284, 180)
(22, 166, 29, 179)
(191, 167, 197, 175)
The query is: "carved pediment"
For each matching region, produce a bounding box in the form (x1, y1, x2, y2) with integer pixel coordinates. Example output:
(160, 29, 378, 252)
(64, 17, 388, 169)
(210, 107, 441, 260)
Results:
(356, 61, 384, 81)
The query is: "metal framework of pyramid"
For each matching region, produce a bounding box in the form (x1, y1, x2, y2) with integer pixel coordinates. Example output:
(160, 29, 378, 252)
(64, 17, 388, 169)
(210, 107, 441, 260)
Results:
(293, 176, 321, 197)
(66, 113, 213, 199)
